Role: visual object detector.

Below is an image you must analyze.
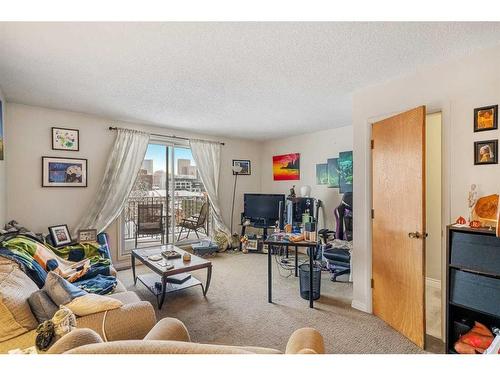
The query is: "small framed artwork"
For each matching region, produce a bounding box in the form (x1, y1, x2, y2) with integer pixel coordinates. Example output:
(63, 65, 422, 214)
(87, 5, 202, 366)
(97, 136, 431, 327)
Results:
(48, 224, 73, 247)
(232, 160, 251, 175)
(474, 140, 498, 165)
(52, 127, 79, 151)
(78, 229, 97, 243)
(246, 239, 258, 251)
(42, 156, 88, 187)
(474, 105, 498, 132)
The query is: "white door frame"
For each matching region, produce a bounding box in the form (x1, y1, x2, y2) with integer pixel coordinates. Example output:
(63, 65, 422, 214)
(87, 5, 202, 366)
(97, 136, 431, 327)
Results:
(353, 101, 451, 341)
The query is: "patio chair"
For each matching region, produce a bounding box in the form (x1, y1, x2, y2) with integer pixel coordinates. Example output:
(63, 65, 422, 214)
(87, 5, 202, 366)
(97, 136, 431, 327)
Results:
(177, 202, 208, 241)
(136, 203, 165, 247)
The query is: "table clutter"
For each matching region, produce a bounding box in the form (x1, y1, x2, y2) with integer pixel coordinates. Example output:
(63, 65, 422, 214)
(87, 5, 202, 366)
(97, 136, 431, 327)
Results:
(132, 245, 212, 309)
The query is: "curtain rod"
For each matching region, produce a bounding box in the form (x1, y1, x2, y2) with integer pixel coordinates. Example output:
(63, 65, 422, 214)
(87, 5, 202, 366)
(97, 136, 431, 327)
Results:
(108, 126, 225, 146)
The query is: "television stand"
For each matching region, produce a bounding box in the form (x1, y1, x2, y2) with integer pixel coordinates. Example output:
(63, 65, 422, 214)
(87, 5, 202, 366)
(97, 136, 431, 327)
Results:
(238, 222, 274, 251)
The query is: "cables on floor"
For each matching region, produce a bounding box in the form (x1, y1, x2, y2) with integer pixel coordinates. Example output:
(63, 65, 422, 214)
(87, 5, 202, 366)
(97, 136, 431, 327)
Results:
(270, 245, 309, 278)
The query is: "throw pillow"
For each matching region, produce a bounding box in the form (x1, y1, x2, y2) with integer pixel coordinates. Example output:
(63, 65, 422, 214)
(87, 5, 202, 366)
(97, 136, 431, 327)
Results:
(28, 290, 59, 323)
(0, 258, 39, 342)
(64, 294, 123, 316)
(42, 271, 86, 306)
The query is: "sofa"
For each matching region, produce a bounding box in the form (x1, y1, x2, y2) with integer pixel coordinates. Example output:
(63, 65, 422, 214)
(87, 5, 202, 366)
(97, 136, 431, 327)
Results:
(0, 237, 156, 354)
(47, 317, 325, 354)
(0, 232, 324, 355)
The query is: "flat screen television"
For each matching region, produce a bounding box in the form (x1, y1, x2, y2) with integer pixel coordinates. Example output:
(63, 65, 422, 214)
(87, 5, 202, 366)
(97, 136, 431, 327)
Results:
(243, 193, 285, 227)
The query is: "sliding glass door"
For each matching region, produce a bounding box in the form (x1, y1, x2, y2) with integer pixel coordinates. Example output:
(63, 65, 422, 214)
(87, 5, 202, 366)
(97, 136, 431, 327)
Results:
(120, 142, 209, 254)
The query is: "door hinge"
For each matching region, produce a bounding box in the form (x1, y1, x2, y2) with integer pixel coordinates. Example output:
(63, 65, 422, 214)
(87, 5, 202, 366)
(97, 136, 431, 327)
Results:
(371, 278, 374, 289)
(371, 209, 375, 219)
(371, 140, 374, 149)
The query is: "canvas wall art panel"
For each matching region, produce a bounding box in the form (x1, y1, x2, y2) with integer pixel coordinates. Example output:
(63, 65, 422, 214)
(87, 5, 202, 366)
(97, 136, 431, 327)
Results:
(316, 163, 328, 185)
(339, 151, 353, 193)
(273, 153, 300, 180)
(327, 157, 339, 188)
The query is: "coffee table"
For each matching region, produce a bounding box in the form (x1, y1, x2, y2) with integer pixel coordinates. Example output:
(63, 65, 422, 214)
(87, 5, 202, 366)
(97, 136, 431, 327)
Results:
(131, 244, 212, 309)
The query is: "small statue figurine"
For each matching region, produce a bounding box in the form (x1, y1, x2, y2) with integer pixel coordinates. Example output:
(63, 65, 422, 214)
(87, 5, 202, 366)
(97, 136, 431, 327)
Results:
(288, 185, 296, 200)
(274, 220, 280, 233)
(468, 184, 478, 222)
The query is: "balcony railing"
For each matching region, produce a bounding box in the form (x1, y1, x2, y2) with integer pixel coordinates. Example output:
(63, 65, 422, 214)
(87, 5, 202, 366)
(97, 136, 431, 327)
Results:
(122, 189, 209, 247)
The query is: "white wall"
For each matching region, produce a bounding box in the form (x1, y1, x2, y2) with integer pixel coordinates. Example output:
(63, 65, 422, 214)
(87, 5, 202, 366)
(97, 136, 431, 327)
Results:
(0, 87, 5, 227)
(261, 126, 353, 230)
(5, 103, 262, 260)
(351, 44, 500, 313)
(4, 102, 353, 263)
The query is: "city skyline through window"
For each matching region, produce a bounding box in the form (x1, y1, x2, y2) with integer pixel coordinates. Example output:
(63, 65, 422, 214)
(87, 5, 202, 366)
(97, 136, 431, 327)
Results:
(122, 143, 208, 251)
(144, 144, 196, 175)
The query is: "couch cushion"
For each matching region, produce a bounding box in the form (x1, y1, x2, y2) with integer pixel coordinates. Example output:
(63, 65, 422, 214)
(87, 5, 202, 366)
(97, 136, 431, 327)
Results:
(28, 290, 58, 323)
(111, 291, 141, 305)
(0, 328, 37, 354)
(42, 271, 86, 306)
(0, 259, 39, 342)
(65, 294, 123, 316)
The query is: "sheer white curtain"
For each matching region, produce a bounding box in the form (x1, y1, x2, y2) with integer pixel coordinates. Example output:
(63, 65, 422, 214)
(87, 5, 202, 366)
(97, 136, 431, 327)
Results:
(75, 128, 150, 235)
(189, 139, 231, 243)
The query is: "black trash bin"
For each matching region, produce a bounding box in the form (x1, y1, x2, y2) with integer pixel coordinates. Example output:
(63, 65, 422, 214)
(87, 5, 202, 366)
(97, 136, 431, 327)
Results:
(299, 263, 321, 301)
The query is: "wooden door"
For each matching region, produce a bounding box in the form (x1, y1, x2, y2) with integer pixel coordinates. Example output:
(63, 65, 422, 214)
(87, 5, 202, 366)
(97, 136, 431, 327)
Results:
(372, 106, 426, 348)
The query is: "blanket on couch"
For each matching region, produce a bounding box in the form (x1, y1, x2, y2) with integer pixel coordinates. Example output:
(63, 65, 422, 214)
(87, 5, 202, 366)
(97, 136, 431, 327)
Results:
(0, 235, 116, 294)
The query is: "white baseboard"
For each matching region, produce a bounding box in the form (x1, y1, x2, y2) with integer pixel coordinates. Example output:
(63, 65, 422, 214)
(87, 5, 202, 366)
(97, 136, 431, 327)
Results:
(351, 299, 369, 313)
(425, 277, 441, 290)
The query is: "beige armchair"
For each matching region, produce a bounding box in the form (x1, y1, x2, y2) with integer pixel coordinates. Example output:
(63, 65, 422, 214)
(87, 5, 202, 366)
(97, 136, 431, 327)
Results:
(49, 318, 325, 354)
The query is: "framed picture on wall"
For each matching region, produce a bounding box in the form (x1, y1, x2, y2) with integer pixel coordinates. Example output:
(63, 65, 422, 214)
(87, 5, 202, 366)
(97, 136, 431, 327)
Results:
(474, 105, 498, 132)
(52, 127, 80, 151)
(232, 160, 251, 175)
(42, 156, 88, 187)
(474, 140, 498, 165)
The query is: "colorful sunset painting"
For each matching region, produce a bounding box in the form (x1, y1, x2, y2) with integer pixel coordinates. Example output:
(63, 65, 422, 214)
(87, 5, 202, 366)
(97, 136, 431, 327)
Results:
(273, 153, 300, 180)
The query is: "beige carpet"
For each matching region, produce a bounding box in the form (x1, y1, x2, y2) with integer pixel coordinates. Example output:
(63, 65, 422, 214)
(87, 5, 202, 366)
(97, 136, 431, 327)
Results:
(118, 251, 425, 354)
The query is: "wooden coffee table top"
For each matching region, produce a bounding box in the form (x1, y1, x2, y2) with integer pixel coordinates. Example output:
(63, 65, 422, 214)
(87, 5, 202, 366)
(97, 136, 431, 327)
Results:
(132, 244, 212, 277)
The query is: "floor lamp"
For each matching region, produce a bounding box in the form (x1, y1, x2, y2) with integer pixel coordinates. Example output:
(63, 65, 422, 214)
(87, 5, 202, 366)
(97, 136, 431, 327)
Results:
(230, 165, 243, 248)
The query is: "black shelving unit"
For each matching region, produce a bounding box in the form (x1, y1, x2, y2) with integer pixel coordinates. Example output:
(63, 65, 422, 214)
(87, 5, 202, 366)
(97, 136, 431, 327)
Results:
(446, 225, 500, 354)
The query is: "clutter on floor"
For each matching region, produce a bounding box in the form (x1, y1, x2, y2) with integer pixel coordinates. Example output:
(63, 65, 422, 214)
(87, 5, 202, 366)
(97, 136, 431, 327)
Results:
(454, 321, 499, 354)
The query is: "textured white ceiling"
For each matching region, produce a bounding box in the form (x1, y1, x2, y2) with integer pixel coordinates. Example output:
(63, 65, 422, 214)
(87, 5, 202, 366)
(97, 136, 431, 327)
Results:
(1, 22, 500, 140)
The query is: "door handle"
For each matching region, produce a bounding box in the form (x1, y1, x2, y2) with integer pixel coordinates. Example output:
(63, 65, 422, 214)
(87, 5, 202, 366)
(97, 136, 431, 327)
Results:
(408, 232, 428, 239)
